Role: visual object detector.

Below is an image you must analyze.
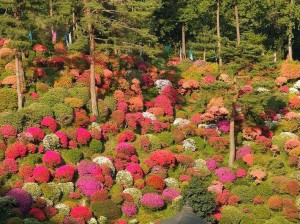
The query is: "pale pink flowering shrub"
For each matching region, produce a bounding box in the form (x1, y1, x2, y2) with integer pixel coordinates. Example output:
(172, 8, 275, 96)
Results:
(41, 117, 57, 132)
(76, 128, 91, 144)
(141, 193, 165, 210)
(236, 146, 251, 159)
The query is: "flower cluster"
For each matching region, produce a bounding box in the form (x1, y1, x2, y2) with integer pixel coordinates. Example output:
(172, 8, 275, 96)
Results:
(215, 167, 236, 183)
(42, 150, 62, 168)
(141, 193, 165, 210)
(0, 125, 17, 139)
(76, 128, 91, 144)
(55, 165, 76, 182)
(182, 138, 197, 152)
(43, 134, 60, 150)
(41, 117, 57, 132)
(155, 79, 172, 93)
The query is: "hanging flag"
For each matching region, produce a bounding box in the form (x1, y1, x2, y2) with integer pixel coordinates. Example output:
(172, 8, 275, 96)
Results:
(189, 48, 194, 61)
(65, 33, 69, 47)
(28, 31, 32, 41)
(69, 32, 72, 44)
(52, 30, 57, 44)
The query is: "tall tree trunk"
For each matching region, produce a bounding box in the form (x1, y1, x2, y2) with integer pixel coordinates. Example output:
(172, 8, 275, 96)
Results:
(234, 4, 240, 45)
(216, 0, 222, 66)
(50, 0, 55, 42)
(181, 23, 186, 59)
(229, 74, 237, 167)
(288, 0, 294, 60)
(15, 53, 23, 110)
(84, 0, 99, 116)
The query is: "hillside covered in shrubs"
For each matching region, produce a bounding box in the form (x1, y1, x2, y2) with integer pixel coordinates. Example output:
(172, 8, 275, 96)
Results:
(0, 39, 300, 224)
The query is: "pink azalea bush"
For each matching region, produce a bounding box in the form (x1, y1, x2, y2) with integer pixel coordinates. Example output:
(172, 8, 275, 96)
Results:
(24, 127, 45, 141)
(122, 203, 138, 217)
(217, 120, 230, 133)
(55, 131, 68, 148)
(236, 146, 251, 159)
(33, 165, 50, 183)
(236, 168, 247, 178)
(215, 167, 236, 183)
(162, 188, 180, 203)
(41, 117, 57, 132)
(126, 163, 144, 180)
(42, 150, 62, 168)
(205, 158, 218, 172)
(55, 165, 76, 182)
(76, 128, 91, 144)
(3, 158, 18, 173)
(0, 125, 17, 139)
(70, 206, 92, 222)
(141, 193, 165, 210)
(76, 175, 103, 196)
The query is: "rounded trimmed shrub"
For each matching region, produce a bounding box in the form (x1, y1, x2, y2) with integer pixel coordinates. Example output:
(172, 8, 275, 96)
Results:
(140, 193, 165, 210)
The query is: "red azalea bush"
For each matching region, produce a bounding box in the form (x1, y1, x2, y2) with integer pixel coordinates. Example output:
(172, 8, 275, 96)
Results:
(145, 174, 165, 190)
(116, 142, 136, 155)
(29, 207, 46, 221)
(118, 130, 136, 143)
(145, 150, 176, 168)
(32, 165, 50, 183)
(5, 142, 27, 159)
(236, 169, 247, 178)
(208, 136, 229, 152)
(24, 127, 45, 141)
(19, 165, 33, 179)
(41, 117, 57, 132)
(0, 125, 17, 139)
(70, 206, 92, 222)
(126, 163, 144, 180)
(55, 165, 76, 182)
(42, 150, 62, 168)
(154, 95, 173, 116)
(76, 128, 91, 144)
(3, 158, 18, 173)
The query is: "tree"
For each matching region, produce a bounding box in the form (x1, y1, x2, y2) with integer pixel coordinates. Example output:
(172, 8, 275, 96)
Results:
(217, 0, 222, 65)
(0, 0, 40, 110)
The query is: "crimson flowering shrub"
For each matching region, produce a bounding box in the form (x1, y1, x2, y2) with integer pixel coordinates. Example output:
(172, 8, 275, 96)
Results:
(29, 207, 46, 221)
(40, 117, 57, 132)
(3, 158, 18, 173)
(161, 86, 179, 104)
(24, 127, 45, 141)
(117, 130, 135, 143)
(154, 95, 173, 116)
(55, 131, 68, 148)
(33, 165, 50, 183)
(126, 163, 144, 180)
(42, 150, 62, 168)
(54, 165, 76, 182)
(44, 206, 58, 218)
(202, 75, 216, 84)
(215, 189, 241, 206)
(145, 174, 165, 190)
(141, 193, 165, 210)
(89, 128, 101, 140)
(101, 122, 119, 139)
(6, 188, 32, 214)
(27, 144, 37, 153)
(76, 128, 91, 144)
(125, 113, 144, 130)
(76, 175, 103, 196)
(141, 74, 154, 87)
(162, 188, 180, 203)
(145, 150, 176, 168)
(122, 203, 138, 217)
(215, 167, 236, 183)
(190, 113, 202, 125)
(255, 136, 272, 149)
(5, 142, 27, 159)
(68, 140, 77, 149)
(196, 128, 219, 138)
(236, 146, 251, 159)
(0, 125, 17, 139)
(70, 206, 92, 222)
(205, 158, 218, 171)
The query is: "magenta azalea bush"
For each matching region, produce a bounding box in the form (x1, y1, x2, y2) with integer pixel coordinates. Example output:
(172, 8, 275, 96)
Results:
(141, 193, 165, 210)
(122, 203, 138, 217)
(215, 167, 236, 183)
(76, 175, 103, 196)
(162, 188, 180, 203)
(6, 188, 32, 214)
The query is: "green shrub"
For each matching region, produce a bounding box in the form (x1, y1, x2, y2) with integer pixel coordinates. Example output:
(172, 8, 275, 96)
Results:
(278, 119, 300, 133)
(0, 88, 18, 112)
(253, 205, 272, 220)
(87, 99, 109, 122)
(231, 185, 256, 203)
(219, 206, 244, 224)
(89, 139, 104, 154)
(40, 87, 69, 107)
(264, 215, 293, 224)
(20, 153, 42, 167)
(268, 158, 287, 175)
(6, 217, 23, 224)
(272, 133, 298, 150)
(68, 86, 90, 104)
(103, 96, 116, 113)
(146, 134, 161, 151)
(182, 177, 215, 221)
(21, 103, 53, 128)
(61, 148, 83, 165)
(158, 132, 174, 146)
(253, 181, 273, 197)
(91, 200, 122, 220)
(110, 184, 123, 204)
(22, 183, 42, 198)
(40, 182, 62, 203)
(53, 103, 74, 126)
(0, 111, 24, 131)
